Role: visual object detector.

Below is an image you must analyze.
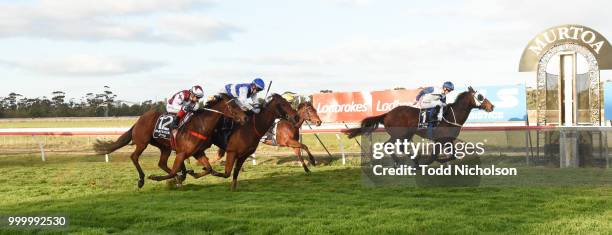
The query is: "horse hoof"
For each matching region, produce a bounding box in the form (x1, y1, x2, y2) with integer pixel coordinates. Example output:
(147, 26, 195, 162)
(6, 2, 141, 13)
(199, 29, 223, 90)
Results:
(147, 175, 158, 181)
(138, 180, 144, 188)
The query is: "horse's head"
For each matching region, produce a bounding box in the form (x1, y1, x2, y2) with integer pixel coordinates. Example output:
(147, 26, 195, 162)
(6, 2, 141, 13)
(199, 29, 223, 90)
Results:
(264, 94, 299, 123)
(466, 86, 494, 112)
(297, 102, 322, 126)
(208, 93, 248, 125)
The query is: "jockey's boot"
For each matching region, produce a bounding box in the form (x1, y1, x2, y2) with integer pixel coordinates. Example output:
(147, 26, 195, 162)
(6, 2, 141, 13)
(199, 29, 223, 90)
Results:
(172, 129, 178, 140)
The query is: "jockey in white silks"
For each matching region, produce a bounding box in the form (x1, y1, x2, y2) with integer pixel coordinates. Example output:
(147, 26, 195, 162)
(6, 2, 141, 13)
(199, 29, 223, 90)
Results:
(220, 78, 266, 114)
(415, 81, 454, 121)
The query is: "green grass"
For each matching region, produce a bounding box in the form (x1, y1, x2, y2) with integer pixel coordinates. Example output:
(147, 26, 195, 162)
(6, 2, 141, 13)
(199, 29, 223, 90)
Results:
(0, 153, 611, 234)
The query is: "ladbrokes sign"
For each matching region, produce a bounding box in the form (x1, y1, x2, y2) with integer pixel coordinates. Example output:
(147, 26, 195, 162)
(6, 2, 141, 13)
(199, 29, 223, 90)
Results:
(313, 85, 527, 123)
(312, 89, 420, 122)
(312, 91, 372, 122)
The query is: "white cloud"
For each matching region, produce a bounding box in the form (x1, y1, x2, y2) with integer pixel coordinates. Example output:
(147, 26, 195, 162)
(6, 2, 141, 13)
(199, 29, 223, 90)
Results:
(327, 0, 372, 7)
(0, 55, 165, 76)
(0, 0, 240, 43)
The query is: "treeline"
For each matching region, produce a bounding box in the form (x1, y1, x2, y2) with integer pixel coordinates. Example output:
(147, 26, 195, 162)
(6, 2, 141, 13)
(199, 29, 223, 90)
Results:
(0, 86, 164, 118)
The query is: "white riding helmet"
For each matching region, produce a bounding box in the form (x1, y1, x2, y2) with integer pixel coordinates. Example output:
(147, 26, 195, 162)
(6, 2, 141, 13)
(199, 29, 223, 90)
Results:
(190, 85, 204, 98)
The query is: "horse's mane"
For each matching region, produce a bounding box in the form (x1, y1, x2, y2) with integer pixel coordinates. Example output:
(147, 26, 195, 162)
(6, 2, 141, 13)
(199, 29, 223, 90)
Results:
(448, 91, 471, 106)
(195, 93, 231, 114)
(297, 101, 312, 110)
(263, 93, 282, 107)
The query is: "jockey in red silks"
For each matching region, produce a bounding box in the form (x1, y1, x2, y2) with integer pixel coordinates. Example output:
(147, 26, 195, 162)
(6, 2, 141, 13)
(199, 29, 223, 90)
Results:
(166, 85, 204, 138)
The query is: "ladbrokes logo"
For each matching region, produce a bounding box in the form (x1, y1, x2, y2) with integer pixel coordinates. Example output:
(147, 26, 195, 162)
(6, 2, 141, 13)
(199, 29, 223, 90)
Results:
(316, 102, 368, 113)
(375, 100, 413, 112)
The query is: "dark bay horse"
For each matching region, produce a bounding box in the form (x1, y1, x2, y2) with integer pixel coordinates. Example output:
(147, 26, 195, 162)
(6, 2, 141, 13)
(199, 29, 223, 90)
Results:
(209, 94, 299, 190)
(343, 87, 494, 165)
(214, 101, 322, 173)
(93, 94, 247, 188)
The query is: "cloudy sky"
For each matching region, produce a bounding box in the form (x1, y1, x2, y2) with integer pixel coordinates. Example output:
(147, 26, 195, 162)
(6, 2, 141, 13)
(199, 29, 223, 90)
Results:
(1, 0, 612, 102)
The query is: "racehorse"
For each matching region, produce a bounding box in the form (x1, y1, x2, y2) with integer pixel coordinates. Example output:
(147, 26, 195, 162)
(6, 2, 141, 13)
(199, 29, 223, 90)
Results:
(93, 93, 248, 188)
(214, 101, 322, 173)
(343, 87, 494, 166)
(207, 94, 299, 190)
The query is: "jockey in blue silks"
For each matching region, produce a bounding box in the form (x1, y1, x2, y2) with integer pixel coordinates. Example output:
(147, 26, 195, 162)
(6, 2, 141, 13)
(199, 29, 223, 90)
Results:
(220, 78, 266, 114)
(416, 81, 454, 121)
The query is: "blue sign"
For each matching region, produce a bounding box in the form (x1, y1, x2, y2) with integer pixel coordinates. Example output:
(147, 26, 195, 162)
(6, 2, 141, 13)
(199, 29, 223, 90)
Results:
(605, 82, 612, 120)
(447, 84, 527, 123)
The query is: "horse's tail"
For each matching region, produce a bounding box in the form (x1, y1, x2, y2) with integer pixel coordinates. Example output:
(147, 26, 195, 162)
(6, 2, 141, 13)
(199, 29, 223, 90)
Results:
(343, 113, 386, 139)
(93, 126, 134, 154)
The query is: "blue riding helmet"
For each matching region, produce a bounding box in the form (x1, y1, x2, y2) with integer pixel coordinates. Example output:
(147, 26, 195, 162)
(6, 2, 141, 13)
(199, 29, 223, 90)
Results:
(252, 78, 265, 91)
(443, 81, 454, 91)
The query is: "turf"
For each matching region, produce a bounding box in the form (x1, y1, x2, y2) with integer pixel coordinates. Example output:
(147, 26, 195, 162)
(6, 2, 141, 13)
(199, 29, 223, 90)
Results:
(0, 153, 611, 234)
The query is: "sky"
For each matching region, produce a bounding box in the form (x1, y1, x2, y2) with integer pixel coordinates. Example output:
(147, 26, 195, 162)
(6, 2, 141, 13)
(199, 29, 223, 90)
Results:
(1, 0, 612, 102)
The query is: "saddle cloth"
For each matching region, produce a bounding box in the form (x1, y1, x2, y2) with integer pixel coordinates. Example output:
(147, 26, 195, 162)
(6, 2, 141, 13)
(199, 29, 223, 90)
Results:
(153, 114, 175, 140)
(418, 108, 439, 129)
(152, 112, 193, 140)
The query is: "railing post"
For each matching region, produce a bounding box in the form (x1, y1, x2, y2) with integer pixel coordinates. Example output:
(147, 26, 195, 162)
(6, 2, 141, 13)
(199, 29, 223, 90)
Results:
(252, 154, 257, 165)
(31, 135, 45, 162)
(336, 134, 345, 165)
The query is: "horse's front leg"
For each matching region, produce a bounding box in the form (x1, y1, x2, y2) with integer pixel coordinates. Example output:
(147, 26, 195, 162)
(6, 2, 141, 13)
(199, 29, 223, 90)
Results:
(191, 153, 219, 179)
(148, 152, 188, 181)
(211, 151, 236, 178)
(285, 139, 311, 174)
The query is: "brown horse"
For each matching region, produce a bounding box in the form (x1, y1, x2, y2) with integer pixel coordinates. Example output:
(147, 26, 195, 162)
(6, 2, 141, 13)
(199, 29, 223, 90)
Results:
(343, 87, 494, 166)
(93, 93, 247, 188)
(214, 101, 322, 173)
(209, 94, 299, 190)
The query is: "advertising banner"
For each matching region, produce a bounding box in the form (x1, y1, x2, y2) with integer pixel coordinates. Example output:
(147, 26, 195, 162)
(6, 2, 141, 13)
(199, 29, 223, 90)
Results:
(448, 84, 527, 122)
(370, 89, 420, 115)
(311, 91, 372, 122)
(605, 82, 612, 120)
(312, 84, 526, 123)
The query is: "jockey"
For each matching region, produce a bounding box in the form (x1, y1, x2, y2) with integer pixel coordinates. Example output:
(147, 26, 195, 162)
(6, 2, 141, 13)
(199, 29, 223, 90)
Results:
(166, 85, 204, 136)
(221, 78, 266, 114)
(416, 81, 454, 121)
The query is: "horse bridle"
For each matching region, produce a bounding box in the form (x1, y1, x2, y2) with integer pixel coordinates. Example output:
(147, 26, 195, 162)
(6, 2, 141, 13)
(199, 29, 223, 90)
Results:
(441, 92, 486, 127)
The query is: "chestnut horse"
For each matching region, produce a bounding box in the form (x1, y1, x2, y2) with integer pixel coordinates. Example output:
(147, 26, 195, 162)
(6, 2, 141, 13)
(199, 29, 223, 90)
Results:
(149, 94, 299, 189)
(93, 93, 247, 188)
(343, 87, 494, 166)
(214, 101, 322, 173)
(208, 94, 299, 190)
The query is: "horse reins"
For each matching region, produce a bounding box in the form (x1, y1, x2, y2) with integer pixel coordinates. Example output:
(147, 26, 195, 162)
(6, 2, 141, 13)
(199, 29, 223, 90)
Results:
(252, 114, 263, 136)
(441, 106, 462, 127)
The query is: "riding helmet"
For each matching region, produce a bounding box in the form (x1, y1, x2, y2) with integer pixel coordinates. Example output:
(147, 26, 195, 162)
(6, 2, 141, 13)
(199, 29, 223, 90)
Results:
(190, 85, 204, 98)
(443, 81, 454, 91)
(253, 78, 265, 91)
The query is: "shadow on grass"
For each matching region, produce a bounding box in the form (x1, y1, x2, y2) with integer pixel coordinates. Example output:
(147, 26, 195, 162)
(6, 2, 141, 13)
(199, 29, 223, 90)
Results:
(1, 165, 611, 234)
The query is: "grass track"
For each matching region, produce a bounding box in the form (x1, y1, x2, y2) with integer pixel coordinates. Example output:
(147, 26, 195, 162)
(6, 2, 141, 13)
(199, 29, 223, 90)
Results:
(0, 153, 611, 234)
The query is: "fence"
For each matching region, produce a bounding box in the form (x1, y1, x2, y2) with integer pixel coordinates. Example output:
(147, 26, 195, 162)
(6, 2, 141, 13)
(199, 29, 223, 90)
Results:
(1, 123, 610, 168)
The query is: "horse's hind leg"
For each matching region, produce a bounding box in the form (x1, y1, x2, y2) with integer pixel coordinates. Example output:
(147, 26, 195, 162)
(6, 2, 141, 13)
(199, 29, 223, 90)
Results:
(130, 144, 148, 188)
(158, 148, 172, 173)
